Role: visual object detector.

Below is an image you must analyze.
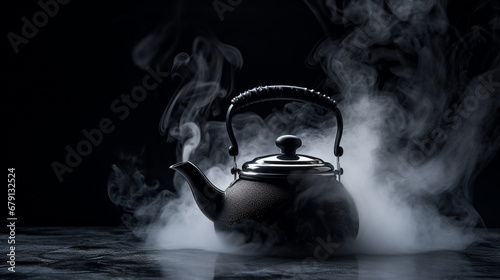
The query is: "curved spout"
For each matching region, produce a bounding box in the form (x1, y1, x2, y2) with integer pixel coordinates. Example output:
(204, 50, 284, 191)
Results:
(170, 161, 225, 222)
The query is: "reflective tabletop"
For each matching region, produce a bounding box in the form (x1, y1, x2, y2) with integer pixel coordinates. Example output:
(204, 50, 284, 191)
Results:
(3, 227, 499, 279)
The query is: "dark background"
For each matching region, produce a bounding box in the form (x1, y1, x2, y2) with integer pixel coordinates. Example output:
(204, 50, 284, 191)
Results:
(3, 0, 499, 228)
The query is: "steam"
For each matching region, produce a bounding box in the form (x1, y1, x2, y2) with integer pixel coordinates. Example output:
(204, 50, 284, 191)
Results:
(304, 0, 500, 253)
(108, 0, 500, 255)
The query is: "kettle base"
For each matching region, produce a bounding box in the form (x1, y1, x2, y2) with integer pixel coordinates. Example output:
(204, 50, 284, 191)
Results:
(214, 196, 359, 257)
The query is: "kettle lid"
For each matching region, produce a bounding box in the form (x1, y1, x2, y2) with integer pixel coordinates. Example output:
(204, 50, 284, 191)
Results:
(239, 135, 336, 179)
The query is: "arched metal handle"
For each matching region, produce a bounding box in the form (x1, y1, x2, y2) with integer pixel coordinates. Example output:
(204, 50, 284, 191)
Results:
(226, 85, 344, 157)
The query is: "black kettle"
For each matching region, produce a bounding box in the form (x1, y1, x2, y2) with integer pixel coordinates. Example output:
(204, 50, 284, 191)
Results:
(170, 85, 358, 255)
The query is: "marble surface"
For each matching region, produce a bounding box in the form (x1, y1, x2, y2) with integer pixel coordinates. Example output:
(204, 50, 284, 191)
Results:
(2, 227, 499, 279)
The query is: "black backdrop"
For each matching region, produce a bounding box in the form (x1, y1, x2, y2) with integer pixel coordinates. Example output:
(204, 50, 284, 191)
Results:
(3, 0, 499, 228)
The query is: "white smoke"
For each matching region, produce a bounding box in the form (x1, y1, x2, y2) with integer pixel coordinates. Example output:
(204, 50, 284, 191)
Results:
(302, 0, 500, 253)
(108, 0, 500, 255)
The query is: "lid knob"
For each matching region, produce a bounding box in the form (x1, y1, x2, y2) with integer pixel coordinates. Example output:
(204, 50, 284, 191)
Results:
(276, 135, 302, 156)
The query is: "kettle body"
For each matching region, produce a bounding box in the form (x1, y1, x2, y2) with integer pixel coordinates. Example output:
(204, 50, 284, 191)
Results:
(216, 173, 359, 253)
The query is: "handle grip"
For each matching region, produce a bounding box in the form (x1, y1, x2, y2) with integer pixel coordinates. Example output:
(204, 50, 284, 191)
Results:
(226, 85, 343, 157)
